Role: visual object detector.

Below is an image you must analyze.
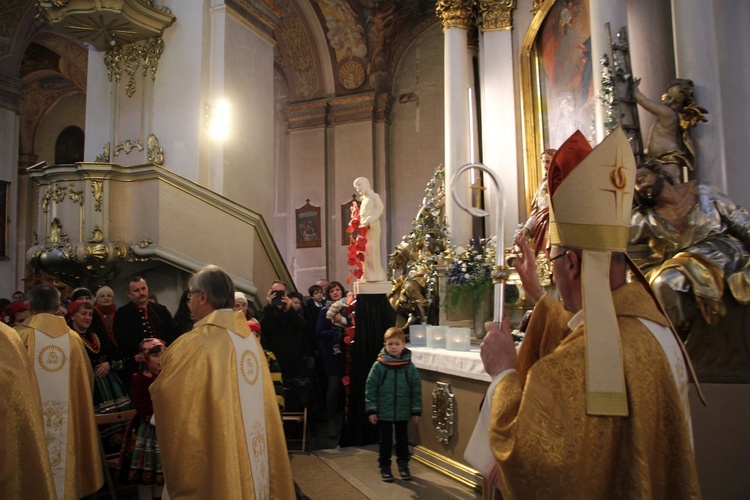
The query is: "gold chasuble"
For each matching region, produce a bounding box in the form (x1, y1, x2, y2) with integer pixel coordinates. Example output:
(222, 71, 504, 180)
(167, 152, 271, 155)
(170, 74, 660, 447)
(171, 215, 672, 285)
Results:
(16, 314, 104, 499)
(151, 310, 294, 499)
(489, 283, 700, 499)
(0, 322, 56, 499)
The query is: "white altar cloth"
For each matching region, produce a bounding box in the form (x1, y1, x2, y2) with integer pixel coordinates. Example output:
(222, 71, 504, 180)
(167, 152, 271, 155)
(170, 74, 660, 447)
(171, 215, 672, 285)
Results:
(409, 346, 491, 382)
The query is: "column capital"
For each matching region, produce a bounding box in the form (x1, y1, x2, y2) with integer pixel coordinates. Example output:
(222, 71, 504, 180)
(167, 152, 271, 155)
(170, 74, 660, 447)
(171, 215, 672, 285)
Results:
(478, 0, 516, 32)
(436, 0, 476, 31)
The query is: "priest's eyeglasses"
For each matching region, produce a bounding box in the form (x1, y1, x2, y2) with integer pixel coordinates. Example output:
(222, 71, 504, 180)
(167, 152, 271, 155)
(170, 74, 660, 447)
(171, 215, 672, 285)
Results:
(549, 250, 568, 263)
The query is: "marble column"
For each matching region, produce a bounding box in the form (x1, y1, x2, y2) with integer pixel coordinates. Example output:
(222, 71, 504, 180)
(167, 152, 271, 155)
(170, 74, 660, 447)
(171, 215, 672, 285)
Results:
(437, 0, 476, 246)
(478, 0, 519, 247)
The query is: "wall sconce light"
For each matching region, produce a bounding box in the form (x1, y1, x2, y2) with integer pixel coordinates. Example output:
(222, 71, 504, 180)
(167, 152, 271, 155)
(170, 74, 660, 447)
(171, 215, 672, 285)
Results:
(204, 99, 231, 141)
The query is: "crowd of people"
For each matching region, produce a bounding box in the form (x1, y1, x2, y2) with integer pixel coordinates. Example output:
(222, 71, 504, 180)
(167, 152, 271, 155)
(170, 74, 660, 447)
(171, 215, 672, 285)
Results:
(2, 269, 414, 497)
(2, 127, 719, 498)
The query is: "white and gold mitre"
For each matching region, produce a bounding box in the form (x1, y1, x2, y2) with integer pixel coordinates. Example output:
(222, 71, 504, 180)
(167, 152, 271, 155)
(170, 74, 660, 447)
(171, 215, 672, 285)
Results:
(548, 127, 635, 251)
(548, 127, 635, 417)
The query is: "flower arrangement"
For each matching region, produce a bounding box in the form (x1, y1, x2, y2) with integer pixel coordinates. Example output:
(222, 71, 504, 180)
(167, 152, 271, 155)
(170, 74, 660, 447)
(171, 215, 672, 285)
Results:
(445, 237, 497, 316)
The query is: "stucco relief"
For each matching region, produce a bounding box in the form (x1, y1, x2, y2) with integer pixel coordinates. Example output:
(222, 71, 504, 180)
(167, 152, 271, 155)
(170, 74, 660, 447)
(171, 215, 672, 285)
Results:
(278, 5, 320, 99)
(317, 0, 368, 61)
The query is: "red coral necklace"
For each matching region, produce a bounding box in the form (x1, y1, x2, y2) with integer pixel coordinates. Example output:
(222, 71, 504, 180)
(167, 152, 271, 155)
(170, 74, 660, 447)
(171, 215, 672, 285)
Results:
(82, 333, 101, 354)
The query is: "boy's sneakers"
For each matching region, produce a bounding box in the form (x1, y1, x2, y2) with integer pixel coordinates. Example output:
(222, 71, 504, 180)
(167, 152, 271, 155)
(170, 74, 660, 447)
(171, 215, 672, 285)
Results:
(398, 465, 412, 481)
(380, 468, 394, 482)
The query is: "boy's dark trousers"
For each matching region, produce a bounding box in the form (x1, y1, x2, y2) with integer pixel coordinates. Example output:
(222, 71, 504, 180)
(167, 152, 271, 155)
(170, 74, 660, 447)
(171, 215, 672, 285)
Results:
(377, 420, 409, 468)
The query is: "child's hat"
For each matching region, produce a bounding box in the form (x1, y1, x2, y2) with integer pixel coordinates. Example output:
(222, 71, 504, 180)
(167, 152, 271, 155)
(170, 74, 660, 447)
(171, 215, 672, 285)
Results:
(135, 337, 166, 363)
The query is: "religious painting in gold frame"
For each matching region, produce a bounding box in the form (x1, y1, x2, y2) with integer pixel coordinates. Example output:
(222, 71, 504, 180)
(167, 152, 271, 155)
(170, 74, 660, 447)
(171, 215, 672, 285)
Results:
(295, 200, 321, 248)
(520, 0, 592, 213)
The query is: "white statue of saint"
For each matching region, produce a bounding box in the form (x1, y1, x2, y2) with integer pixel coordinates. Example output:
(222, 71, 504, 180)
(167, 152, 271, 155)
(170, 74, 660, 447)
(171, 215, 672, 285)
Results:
(354, 177, 387, 282)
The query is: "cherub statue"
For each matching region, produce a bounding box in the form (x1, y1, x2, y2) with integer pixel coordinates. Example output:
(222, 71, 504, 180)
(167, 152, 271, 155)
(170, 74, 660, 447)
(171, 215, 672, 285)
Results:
(632, 78, 708, 181)
(387, 167, 448, 327)
(388, 238, 430, 327)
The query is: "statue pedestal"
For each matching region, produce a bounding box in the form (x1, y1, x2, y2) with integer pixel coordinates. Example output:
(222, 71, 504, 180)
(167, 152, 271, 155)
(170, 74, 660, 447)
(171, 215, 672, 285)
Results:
(339, 287, 396, 447)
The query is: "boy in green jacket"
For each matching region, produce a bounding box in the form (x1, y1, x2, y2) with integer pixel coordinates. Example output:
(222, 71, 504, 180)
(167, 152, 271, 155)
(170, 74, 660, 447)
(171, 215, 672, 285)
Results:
(366, 327, 422, 482)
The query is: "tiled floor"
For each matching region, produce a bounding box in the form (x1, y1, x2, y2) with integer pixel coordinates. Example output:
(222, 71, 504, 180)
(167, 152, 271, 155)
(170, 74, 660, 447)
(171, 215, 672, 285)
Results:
(313, 444, 482, 500)
(101, 420, 482, 499)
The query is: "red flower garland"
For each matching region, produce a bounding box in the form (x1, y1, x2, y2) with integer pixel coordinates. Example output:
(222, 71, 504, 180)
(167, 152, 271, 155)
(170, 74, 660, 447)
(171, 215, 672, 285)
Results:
(346, 202, 368, 284)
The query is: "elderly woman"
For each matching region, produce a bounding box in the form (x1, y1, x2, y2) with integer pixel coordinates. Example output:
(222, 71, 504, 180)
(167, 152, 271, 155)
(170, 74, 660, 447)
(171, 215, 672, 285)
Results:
(68, 300, 131, 452)
(234, 291, 261, 335)
(92, 286, 118, 346)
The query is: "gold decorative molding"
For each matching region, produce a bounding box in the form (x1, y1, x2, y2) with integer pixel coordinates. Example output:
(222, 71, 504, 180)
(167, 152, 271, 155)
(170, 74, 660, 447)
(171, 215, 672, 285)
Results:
(95, 142, 111, 163)
(48, 218, 69, 244)
(146, 133, 164, 166)
(68, 184, 84, 205)
(478, 0, 516, 31)
(114, 139, 144, 156)
(436, 0, 476, 31)
(89, 225, 104, 243)
(104, 37, 165, 97)
(42, 184, 67, 213)
(37, 0, 176, 51)
(431, 381, 455, 445)
(520, 0, 554, 213)
(91, 180, 103, 212)
(531, 0, 544, 16)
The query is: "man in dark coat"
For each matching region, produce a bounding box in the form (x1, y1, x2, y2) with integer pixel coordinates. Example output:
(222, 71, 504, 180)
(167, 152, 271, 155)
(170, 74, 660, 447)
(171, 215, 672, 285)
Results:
(113, 276, 178, 387)
(260, 281, 311, 410)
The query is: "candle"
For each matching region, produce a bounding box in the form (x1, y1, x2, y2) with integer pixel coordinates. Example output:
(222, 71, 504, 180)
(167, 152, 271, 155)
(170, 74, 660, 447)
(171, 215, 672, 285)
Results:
(410, 324, 428, 347)
(426, 326, 447, 348)
(447, 327, 471, 351)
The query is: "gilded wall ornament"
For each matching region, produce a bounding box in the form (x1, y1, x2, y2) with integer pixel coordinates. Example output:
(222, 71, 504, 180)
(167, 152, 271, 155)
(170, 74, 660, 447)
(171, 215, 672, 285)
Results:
(339, 61, 366, 90)
(436, 0, 476, 31)
(48, 218, 69, 244)
(105, 37, 165, 97)
(89, 225, 104, 243)
(36, 0, 175, 51)
(91, 180, 103, 212)
(131, 238, 154, 262)
(531, 0, 544, 16)
(95, 142, 111, 163)
(42, 184, 67, 213)
(431, 382, 455, 445)
(115, 140, 144, 156)
(478, 0, 516, 31)
(147, 133, 164, 166)
(68, 184, 84, 206)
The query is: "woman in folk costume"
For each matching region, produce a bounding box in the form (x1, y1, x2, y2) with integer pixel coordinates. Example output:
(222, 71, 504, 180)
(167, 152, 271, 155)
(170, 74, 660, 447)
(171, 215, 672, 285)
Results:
(92, 286, 118, 347)
(67, 300, 131, 452)
(118, 338, 166, 499)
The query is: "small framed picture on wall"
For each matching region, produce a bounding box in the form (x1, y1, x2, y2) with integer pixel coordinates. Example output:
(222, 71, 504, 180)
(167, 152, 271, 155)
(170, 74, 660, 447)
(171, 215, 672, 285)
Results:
(296, 200, 321, 248)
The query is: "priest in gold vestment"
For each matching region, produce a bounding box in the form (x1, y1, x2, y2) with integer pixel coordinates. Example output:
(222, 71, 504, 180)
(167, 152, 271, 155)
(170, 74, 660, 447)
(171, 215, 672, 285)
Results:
(481, 129, 701, 499)
(0, 321, 56, 499)
(151, 265, 294, 499)
(15, 284, 104, 500)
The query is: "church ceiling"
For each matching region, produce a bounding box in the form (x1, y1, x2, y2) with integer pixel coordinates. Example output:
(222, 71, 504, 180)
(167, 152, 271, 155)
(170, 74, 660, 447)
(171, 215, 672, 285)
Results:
(275, 0, 438, 101)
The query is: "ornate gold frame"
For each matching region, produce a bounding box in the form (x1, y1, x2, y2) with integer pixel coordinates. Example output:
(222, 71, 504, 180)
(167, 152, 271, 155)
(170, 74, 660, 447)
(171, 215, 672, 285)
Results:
(519, 0, 556, 213)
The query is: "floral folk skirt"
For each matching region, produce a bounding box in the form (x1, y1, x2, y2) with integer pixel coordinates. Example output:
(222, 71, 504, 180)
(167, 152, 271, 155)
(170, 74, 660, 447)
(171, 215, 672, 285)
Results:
(94, 372, 132, 454)
(118, 416, 164, 486)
